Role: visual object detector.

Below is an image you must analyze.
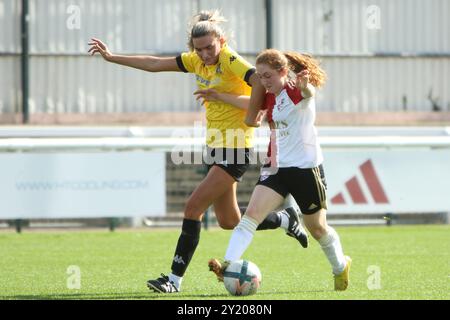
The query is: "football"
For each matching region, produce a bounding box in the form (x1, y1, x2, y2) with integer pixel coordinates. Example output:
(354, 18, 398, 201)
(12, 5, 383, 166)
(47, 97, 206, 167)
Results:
(223, 260, 262, 296)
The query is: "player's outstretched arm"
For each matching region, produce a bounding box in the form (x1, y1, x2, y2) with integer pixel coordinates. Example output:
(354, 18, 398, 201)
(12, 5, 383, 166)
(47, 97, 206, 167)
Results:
(87, 38, 180, 72)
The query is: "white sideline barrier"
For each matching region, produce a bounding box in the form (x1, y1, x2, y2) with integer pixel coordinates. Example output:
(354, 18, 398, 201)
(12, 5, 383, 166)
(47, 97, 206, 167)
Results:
(0, 151, 166, 219)
(324, 149, 450, 214)
(1, 136, 450, 151)
(0, 126, 449, 138)
(0, 128, 449, 220)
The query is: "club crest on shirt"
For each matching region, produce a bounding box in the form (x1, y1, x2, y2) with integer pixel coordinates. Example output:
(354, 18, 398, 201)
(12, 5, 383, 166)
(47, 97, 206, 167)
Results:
(276, 98, 287, 111)
(215, 63, 223, 75)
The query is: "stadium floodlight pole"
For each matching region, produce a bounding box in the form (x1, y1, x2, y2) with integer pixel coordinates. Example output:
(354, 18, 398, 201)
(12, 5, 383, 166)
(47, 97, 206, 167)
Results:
(265, 0, 273, 49)
(21, 0, 30, 124)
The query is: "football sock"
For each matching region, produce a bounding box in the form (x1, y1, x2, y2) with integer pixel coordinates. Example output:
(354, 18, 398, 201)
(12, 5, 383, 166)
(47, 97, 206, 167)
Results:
(317, 226, 347, 275)
(170, 219, 201, 278)
(279, 210, 290, 230)
(257, 212, 282, 230)
(225, 215, 258, 261)
(168, 273, 182, 290)
(240, 206, 281, 230)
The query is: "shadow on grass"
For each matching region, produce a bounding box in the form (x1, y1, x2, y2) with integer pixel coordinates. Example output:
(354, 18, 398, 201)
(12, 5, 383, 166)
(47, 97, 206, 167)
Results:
(1, 292, 232, 300)
(2, 289, 331, 300)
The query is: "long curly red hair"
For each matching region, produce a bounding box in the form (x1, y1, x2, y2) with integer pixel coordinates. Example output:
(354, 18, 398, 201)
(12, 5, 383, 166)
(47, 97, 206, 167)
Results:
(256, 49, 327, 88)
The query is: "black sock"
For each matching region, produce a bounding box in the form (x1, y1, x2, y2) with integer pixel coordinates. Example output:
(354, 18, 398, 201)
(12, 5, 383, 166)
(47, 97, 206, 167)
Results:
(171, 219, 201, 277)
(257, 212, 282, 230)
(240, 206, 282, 231)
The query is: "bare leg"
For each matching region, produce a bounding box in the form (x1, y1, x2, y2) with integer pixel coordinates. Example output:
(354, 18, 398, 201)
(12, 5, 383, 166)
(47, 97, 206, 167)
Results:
(303, 209, 347, 275)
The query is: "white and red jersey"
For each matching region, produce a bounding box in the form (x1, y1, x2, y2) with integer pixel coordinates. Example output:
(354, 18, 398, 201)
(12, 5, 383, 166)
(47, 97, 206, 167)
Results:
(263, 84, 323, 168)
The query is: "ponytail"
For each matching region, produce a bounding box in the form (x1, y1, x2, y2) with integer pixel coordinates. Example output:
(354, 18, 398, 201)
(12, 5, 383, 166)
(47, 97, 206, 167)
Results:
(283, 51, 327, 88)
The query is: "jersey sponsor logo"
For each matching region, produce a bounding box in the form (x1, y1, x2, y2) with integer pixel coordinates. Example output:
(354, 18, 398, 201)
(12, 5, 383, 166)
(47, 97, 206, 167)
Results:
(331, 159, 389, 205)
(195, 75, 211, 86)
(273, 121, 288, 129)
(195, 75, 220, 87)
(273, 121, 290, 138)
(173, 255, 186, 265)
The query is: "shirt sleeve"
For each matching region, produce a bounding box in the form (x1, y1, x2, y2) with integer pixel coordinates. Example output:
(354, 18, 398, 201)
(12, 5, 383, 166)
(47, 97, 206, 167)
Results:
(286, 85, 303, 105)
(177, 52, 197, 73)
(221, 47, 255, 86)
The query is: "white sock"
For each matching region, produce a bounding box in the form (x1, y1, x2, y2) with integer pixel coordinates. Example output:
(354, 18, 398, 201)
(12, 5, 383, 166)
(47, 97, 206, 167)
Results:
(224, 216, 258, 261)
(168, 273, 182, 290)
(317, 227, 347, 275)
(279, 211, 289, 230)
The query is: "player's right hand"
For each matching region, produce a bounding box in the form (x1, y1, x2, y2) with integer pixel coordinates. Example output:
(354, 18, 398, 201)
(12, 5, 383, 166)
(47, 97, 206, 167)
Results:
(88, 38, 113, 61)
(193, 89, 220, 106)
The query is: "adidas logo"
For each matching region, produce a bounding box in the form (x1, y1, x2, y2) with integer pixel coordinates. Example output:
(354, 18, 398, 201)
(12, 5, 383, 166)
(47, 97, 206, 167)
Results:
(173, 255, 186, 265)
(331, 159, 389, 205)
(308, 203, 318, 210)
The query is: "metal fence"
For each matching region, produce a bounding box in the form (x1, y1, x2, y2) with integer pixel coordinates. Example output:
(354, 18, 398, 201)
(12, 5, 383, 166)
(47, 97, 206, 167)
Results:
(1, 0, 449, 120)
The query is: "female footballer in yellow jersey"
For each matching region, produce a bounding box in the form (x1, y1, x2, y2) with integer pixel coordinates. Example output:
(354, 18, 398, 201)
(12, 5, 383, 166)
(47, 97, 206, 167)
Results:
(88, 10, 307, 293)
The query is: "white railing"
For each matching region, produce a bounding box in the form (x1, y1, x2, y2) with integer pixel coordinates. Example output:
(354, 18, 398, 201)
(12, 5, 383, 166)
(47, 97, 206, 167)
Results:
(0, 136, 450, 152)
(0, 126, 449, 138)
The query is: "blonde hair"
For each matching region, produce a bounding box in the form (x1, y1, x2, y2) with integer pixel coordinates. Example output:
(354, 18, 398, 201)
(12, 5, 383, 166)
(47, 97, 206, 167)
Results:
(188, 10, 227, 51)
(256, 49, 327, 88)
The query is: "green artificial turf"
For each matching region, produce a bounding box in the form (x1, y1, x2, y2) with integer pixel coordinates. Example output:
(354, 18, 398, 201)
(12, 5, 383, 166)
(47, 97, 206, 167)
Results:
(0, 225, 448, 300)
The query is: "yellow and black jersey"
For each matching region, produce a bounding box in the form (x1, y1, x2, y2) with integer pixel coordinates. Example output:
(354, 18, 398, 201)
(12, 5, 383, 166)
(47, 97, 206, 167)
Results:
(176, 44, 255, 148)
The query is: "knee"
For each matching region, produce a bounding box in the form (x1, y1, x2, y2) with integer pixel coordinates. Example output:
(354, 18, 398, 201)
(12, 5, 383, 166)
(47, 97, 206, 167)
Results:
(184, 199, 203, 220)
(307, 224, 328, 240)
(218, 220, 238, 230)
(216, 214, 240, 230)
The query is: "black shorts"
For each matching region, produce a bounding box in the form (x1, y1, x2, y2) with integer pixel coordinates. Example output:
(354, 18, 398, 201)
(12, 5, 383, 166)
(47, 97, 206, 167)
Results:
(205, 147, 253, 182)
(256, 164, 327, 215)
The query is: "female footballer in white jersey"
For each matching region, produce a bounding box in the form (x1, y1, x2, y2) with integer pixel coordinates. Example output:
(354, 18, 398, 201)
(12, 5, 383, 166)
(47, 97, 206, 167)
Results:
(208, 49, 352, 291)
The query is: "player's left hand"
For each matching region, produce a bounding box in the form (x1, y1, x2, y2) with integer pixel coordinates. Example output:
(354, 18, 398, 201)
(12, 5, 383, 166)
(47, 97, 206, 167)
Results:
(296, 70, 310, 90)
